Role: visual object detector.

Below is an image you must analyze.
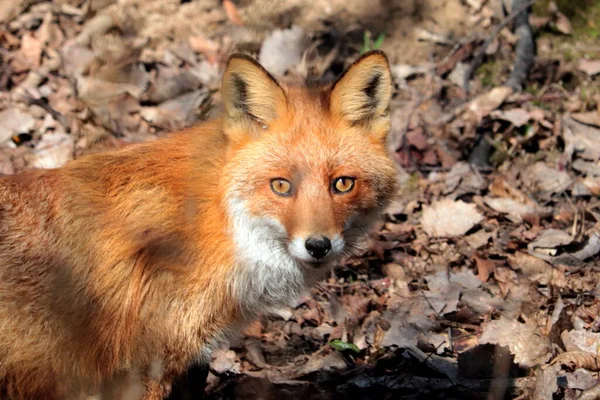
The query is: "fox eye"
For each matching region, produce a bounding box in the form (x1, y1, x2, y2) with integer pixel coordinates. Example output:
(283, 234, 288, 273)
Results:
(332, 177, 355, 194)
(270, 178, 292, 196)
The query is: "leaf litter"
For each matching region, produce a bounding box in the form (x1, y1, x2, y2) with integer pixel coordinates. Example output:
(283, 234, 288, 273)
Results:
(0, 0, 599, 399)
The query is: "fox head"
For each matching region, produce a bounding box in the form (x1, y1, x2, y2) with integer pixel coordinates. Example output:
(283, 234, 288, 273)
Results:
(219, 51, 397, 306)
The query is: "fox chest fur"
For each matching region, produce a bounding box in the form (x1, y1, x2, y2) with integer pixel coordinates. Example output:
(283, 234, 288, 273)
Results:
(0, 51, 397, 399)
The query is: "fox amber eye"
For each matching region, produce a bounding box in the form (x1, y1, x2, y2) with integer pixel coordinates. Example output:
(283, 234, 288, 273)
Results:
(270, 178, 292, 196)
(333, 177, 355, 194)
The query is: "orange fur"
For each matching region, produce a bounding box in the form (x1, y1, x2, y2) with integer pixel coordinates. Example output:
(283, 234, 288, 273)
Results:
(0, 51, 397, 399)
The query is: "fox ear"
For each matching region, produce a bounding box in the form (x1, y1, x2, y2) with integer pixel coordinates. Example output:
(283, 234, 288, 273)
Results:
(222, 54, 287, 137)
(329, 50, 392, 131)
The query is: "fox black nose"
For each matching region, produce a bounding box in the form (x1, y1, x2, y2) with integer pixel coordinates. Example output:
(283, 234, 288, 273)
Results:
(305, 237, 331, 260)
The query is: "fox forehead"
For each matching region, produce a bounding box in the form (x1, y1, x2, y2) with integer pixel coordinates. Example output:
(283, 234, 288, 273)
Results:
(232, 89, 381, 172)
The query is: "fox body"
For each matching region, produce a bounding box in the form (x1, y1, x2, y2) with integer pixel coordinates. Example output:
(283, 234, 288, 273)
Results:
(0, 51, 397, 399)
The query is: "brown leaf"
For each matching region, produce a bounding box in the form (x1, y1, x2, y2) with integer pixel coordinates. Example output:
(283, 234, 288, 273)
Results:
(480, 316, 550, 368)
(467, 86, 513, 121)
(578, 60, 600, 77)
(223, 0, 244, 26)
(188, 34, 220, 64)
(572, 111, 600, 128)
(508, 252, 553, 285)
(19, 32, 42, 68)
(551, 351, 600, 371)
(421, 199, 483, 238)
(554, 11, 573, 35)
(406, 128, 428, 150)
(474, 256, 495, 282)
(211, 348, 241, 374)
(491, 108, 531, 127)
(243, 319, 263, 338)
(563, 116, 600, 161)
(562, 329, 600, 354)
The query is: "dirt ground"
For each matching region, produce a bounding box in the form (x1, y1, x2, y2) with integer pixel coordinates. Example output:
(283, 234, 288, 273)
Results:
(1, 0, 600, 399)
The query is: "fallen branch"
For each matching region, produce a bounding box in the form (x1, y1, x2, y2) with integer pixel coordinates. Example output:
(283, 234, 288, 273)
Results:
(505, 0, 536, 91)
(463, 0, 537, 92)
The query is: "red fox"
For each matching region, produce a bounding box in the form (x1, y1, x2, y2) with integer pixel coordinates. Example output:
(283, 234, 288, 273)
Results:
(0, 50, 397, 399)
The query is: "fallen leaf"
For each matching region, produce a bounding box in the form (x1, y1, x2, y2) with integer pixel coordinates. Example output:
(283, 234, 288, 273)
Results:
(491, 108, 531, 127)
(572, 159, 600, 177)
(140, 89, 210, 130)
(391, 64, 432, 83)
(223, 0, 243, 26)
(188, 34, 220, 64)
(211, 348, 241, 374)
(19, 32, 42, 67)
(61, 42, 95, 76)
(509, 252, 553, 285)
(553, 11, 573, 35)
(474, 256, 495, 282)
(562, 329, 600, 354)
(528, 229, 573, 257)
(483, 197, 540, 222)
(0, 108, 36, 145)
(480, 316, 550, 368)
(421, 198, 483, 237)
(75, 13, 116, 47)
(145, 66, 200, 103)
(572, 111, 600, 128)
(443, 162, 487, 198)
(465, 229, 494, 249)
(523, 162, 572, 196)
(561, 369, 597, 390)
(27, 132, 73, 169)
(563, 116, 600, 161)
(258, 26, 308, 77)
(551, 351, 600, 371)
(467, 86, 513, 121)
(406, 128, 428, 150)
(578, 60, 600, 77)
(448, 61, 469, 88)
(532, 364, 560, 400)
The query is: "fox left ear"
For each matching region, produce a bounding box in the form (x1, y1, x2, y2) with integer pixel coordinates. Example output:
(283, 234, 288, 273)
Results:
(329, 50, 392, 133)
(221, 53, 287, 139)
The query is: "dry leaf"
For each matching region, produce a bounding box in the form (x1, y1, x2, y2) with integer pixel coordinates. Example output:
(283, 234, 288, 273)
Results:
(562, 329, 600, 354)
(0, 108, 36, 144)
(562, 369, 597, 391)
(551, 351, 600, 371)
(258, 26, 308, 77)
(528, 229, 573, 256)
(491, 108, 531, 127)
(572, 111, 600, 128)
(27, 132, 73, 169)
(509, 252, 553, 285)
(223, 0, 243, 26)
(578, 60, 600, 77)
(474, 256, 495, 282)
(421, 198, 483, 237)
(19, 32, 42, 67)
(563, 116, 600, 162)
(188, 34, 220, 64)
(480, 317, 550, 368)
(554, 11, 573, 35)
(523, 162, 572, 195)
(211, 348, 241, 374)
(467, 86, 513, 121)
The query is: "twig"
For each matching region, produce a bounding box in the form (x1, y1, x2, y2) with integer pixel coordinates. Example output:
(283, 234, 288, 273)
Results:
(22, 92, 70, 132)
(463, 0, 537, 92)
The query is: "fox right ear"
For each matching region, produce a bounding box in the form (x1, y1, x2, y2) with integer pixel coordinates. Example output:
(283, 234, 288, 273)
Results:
(329, 51, 392, 137)
(221, 54, 287, 139)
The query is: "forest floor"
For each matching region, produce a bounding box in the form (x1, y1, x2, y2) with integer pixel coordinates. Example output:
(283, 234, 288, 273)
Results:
(1, 0, 600, 399)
